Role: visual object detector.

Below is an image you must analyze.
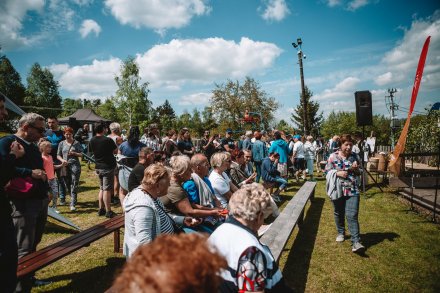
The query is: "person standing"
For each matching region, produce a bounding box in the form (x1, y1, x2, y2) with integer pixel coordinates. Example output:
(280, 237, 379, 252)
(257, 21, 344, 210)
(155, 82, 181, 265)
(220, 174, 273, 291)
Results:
(0, 113, 48, 292)
(74, 123, 89, 150)
(221, 129, 235, 153)
(200, 130, 216, 162)
(177, 128, 195, 157)
(251, 131, 267, 183)
(57, 127, 83, 211)
(0, 95, 25, 293)
(108, 122, 123, 204)
(89, 124, 117, 218)
(127, 147, 154, 192)
(268, 131, 290, 179)
(304, 135, 316, 181)
(292, 135, 306, 182)
(325, 134, 364, 253)
(44, 117, 66, 203)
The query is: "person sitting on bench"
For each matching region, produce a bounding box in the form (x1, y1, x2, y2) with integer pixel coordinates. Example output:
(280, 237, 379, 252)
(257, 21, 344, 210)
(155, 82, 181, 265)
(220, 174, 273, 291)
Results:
(261, 151, 287, 202)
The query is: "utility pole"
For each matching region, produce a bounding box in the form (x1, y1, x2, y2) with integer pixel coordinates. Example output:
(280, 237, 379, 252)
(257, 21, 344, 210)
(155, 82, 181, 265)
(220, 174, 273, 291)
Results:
(386, 88, 398, 149)
(292, 38, 308, 135)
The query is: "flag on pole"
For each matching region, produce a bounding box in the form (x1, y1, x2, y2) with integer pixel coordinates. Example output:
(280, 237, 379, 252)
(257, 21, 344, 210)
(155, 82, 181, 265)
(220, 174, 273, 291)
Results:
(389, 36, 431, 170)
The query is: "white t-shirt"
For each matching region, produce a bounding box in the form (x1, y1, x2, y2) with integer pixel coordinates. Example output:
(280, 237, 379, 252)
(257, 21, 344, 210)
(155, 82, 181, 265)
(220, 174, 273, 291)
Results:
(293, 141, 305, 158)
(208, 171, 231, 208)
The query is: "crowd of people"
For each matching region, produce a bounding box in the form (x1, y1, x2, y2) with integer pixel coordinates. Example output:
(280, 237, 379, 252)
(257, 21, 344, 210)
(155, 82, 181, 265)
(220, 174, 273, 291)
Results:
(0, 102, 369, 292)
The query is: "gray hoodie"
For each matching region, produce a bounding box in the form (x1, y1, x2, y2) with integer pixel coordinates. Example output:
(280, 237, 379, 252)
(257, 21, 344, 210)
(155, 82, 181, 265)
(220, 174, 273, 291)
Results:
(123, 187, 161, 258)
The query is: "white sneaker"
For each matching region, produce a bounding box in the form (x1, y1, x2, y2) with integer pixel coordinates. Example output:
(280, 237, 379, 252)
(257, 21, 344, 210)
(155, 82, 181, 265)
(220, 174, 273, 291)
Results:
(54, 209, 60, 214)
(336, 234, 345, 242)
(352, 242, 365, 252)
(70, 206, 76, 211)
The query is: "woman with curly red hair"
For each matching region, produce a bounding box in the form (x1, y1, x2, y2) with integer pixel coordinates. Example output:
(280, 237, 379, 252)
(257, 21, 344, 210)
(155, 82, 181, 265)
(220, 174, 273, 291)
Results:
(111, 234, 227, 292)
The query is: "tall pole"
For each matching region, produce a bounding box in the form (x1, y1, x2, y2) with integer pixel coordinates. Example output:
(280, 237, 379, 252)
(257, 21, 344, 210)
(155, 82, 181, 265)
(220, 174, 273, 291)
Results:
(387, 88, 397, 150)
(298, 49, 308, 135)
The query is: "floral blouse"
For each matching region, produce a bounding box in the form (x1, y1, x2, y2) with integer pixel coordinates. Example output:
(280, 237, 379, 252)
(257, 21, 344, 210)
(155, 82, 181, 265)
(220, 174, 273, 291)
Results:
(325, 151, 361, 197)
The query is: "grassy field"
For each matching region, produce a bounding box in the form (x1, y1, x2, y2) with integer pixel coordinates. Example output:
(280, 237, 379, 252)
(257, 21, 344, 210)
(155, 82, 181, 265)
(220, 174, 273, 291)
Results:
(32, 165, 440, 292)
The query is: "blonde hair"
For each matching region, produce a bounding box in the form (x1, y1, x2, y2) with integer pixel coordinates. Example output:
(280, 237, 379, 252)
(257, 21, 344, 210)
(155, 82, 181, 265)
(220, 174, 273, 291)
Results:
(141, 164, 170, 188)
(210, 152, 230, 169)
(169, 155, 191, 177)
(38, 140, 51, 152)
(229, 183, 272, 221)
(110, 122, 121, 133)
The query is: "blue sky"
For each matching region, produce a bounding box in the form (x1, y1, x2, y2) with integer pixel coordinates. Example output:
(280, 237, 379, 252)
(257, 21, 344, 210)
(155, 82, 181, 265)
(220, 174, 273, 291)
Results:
(1, 0, 439, 123)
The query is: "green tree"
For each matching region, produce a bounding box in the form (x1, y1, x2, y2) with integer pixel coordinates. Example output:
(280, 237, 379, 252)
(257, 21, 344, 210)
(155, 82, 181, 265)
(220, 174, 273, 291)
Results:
(114, 57, 151, 126)
(320, 111, 391, 145)
(290, 86, 323, 137)
(156, 99, 176, 131)
(175, 110, 192, 132)
(202, 106, 218, 132)
(24, 63, 62, 118)
(191, 108, 203, 137)
(96, 98, 119, 122)
(62, 98, 83, 116)
(0, 54, 26, 109)
(211, 77, 279, 130)
(274, 119, 295, 134)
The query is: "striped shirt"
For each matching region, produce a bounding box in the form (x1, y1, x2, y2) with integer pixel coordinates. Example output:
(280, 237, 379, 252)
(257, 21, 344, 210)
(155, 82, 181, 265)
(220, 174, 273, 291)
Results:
(153, 198, 175, 234)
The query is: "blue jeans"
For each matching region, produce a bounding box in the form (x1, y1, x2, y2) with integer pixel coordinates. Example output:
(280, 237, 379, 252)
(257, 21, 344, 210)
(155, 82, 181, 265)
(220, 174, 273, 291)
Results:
(274, 176, 288, 190)
(332, 195, 360, 243)
(254, 161, 262, 183)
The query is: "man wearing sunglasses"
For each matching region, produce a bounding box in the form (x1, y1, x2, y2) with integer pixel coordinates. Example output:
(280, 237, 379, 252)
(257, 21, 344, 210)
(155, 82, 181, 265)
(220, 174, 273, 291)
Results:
(0, 113, 49, 292)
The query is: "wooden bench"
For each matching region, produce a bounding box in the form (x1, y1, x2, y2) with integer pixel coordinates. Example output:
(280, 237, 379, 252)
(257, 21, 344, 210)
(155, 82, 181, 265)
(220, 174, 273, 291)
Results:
(17, 215, 124, 279)
(260, 181, 316, 262)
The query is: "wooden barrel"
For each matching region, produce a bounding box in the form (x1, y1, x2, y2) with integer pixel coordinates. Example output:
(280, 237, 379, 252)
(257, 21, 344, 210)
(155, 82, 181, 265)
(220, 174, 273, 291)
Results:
(367, 157, 379, 171)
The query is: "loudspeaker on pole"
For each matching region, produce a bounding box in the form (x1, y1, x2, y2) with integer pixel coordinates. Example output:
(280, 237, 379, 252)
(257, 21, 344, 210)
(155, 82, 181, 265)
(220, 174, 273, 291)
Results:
(354, 91, 373, 126)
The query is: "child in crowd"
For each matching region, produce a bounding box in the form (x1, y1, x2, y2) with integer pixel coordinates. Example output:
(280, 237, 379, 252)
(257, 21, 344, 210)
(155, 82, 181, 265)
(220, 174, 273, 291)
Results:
(40, 140, 65, 213)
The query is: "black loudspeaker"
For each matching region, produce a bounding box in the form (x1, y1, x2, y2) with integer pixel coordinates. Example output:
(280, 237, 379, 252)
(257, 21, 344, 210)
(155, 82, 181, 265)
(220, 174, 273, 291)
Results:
(355, 91, 373, 126)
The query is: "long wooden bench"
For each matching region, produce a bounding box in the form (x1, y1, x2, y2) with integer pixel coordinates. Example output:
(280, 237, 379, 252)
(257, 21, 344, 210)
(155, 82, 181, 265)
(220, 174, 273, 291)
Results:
(17, 215, 124, 279)
(260, 181, 316, 262)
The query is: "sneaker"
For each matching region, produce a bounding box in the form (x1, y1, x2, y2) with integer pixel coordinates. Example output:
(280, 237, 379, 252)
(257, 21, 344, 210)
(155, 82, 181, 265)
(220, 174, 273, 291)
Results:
(98, 208, 106, 216)
(336, 234, 345, 242)
(54, 209, 60, 214)
(70, 206, 76, 211)
(352, 242, 365, 253)
(105, 211, 116, 218)
(272, 194, 282, 203)
(32, 277, 52, 287)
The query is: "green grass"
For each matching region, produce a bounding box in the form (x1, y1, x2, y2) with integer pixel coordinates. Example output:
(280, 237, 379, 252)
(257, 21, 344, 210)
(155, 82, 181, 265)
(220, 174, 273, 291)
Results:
(32, 168, 440, 292)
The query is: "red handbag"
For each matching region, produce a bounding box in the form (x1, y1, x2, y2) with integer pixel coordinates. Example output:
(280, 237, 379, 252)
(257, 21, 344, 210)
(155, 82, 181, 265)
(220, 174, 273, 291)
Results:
(5, 177, 37, 199)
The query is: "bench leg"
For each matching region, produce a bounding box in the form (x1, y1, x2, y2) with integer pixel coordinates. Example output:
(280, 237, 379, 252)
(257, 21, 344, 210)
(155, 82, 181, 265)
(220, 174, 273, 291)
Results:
(297, 210, 304, 228)
(113, 229, 121, 253)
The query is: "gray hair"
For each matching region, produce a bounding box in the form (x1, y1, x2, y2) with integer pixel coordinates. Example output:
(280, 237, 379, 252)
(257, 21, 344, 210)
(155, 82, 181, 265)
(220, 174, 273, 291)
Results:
(190, 153, 208, 168)
(110, 122, 121, 133)
(19, 113, 45, 128)
(210, 152, 230, 169)
(229, 183, 272, 221)
(169, 155, 191, 177)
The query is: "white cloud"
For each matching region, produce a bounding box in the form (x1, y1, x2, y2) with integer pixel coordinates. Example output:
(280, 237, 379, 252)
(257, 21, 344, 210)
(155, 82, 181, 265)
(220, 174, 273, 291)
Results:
(0, 0, 77, 50)
(135, 37, 282, 86)
(325, 0, 342, 7)
(79, 19, 102, 38)
(0, 0, 45, 50)
(104, 0, 210, 34)
(49, 37, 281, 100)
(49, 58, 122, 98)
(260, 0, 290, 22)
(347, 0, 369, 11)
(72, 0, 94, 6)
(379, 11, 440, 88)
(314, 77, 360, 103)
(374, 72, 393, 86)
(178, 92, 211, 106)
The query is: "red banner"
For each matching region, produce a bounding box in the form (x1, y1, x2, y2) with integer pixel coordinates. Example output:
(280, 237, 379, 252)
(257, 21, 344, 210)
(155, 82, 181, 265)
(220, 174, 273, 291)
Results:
(389, 36, 431, 171)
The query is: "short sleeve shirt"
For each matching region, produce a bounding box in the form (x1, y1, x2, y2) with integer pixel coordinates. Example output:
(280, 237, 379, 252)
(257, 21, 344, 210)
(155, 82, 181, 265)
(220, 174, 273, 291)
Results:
(159, 181, 187, 215)
(208, 171, 231, 208)
(293, 141, 305, 158)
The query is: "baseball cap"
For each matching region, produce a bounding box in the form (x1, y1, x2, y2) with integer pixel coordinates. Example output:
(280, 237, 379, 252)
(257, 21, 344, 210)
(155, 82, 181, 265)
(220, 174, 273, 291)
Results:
(226, 128, 233, 133)
(294, 134, 301, 140)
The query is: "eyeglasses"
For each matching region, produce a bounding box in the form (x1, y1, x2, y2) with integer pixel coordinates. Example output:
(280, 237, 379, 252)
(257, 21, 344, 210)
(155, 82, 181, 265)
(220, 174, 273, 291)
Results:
(29, 125, 45, 134)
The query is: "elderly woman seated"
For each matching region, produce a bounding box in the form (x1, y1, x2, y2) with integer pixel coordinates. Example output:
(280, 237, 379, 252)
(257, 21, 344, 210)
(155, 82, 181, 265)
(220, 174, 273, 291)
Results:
(208, 183, 292, 292)
(229, 149, 256, 187)
(123, 164, 198, 258)
(160, 155, 225, 233)
(208, 152, 239, 209)
(183, 154, 227, 233)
